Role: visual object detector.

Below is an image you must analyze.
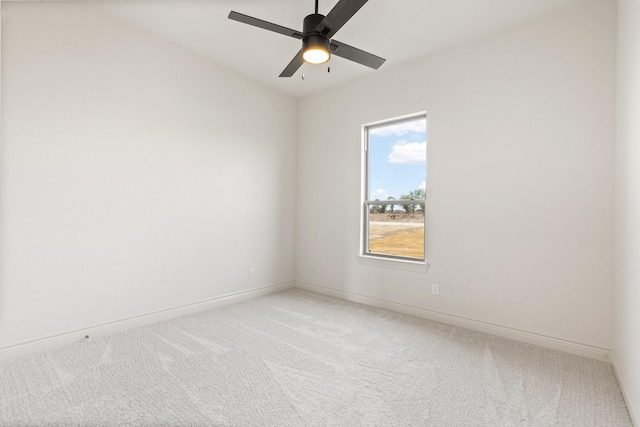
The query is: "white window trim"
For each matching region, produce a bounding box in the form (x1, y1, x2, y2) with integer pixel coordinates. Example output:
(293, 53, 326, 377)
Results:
(360, 112, 428, 270)
(357, 253, 430, 272)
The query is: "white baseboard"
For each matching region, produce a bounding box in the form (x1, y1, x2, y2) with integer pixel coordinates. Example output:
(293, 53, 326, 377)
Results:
(295, 281, 612, 362)
(0, 281, 295, 365)
(613, 359, 639, 426)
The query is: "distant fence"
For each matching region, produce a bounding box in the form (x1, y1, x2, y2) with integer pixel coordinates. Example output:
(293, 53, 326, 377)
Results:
(369, 212, 424, 223)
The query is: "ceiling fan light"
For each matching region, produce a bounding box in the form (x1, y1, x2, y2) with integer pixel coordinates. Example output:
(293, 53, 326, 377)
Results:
(302, 34, 330, 65)
(303, 47, 330, 64)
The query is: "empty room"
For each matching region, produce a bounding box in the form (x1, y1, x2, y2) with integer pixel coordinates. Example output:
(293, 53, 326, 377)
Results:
(0, 0, 638, 425)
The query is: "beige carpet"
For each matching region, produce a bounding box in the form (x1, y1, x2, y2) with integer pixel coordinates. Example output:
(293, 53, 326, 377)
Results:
(0, 289, 632, 426)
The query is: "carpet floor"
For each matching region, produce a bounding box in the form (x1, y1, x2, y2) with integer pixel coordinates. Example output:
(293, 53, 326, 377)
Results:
(0, 289, 632, 426)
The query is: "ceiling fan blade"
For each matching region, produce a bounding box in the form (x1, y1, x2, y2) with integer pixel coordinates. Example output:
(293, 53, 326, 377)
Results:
(279, 49, 305, 77)
(329, 40, 385, 69)
(316, 0, 368, 38)
(229, 11, 303, 39)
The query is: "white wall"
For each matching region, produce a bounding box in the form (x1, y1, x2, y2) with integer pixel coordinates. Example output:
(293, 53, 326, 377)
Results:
(614, 0, 640, 422)
(296, 0, 616, 354)
(0, 3, 296, 349)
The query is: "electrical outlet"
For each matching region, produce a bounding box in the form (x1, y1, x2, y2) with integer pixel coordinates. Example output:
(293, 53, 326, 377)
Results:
(249, 268, 255, 278)
(432, 284, 440, 296)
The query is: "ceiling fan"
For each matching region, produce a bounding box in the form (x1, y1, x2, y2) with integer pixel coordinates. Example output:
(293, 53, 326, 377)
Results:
(228, 0, 386, 77)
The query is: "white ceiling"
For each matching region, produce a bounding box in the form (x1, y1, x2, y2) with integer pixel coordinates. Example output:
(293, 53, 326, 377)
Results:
(92, 0, 591, 98)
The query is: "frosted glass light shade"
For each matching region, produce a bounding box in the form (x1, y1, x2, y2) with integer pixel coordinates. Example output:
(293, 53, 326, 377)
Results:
(303, 47, 330, 64)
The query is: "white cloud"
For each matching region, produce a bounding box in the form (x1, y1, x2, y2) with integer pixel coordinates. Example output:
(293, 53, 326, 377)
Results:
(371, 188, 389, 200)
(370, 118, 426, 137)
(419, 181, 426, 190)
(388, 140, 426, 164)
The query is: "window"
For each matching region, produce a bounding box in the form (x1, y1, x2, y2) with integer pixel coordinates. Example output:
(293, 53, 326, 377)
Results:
(361, 113, 427, 263)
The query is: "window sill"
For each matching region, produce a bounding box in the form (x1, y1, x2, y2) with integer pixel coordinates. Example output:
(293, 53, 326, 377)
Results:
(357, 255, 430, 273)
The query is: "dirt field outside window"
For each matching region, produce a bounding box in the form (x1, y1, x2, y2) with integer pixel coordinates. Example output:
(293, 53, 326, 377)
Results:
(368, 222, 424, 259)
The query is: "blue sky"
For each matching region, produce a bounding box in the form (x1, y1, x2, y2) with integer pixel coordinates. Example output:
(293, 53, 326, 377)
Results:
(368, 117, 427, 200)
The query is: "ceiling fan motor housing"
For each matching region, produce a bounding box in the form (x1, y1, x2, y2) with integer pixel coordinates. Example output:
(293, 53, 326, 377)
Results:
(303, 13, 326, 34)
(303, 13, 329, 53)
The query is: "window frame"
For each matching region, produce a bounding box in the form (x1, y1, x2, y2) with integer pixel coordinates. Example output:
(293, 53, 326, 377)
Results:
(360, 112, 428, 265)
